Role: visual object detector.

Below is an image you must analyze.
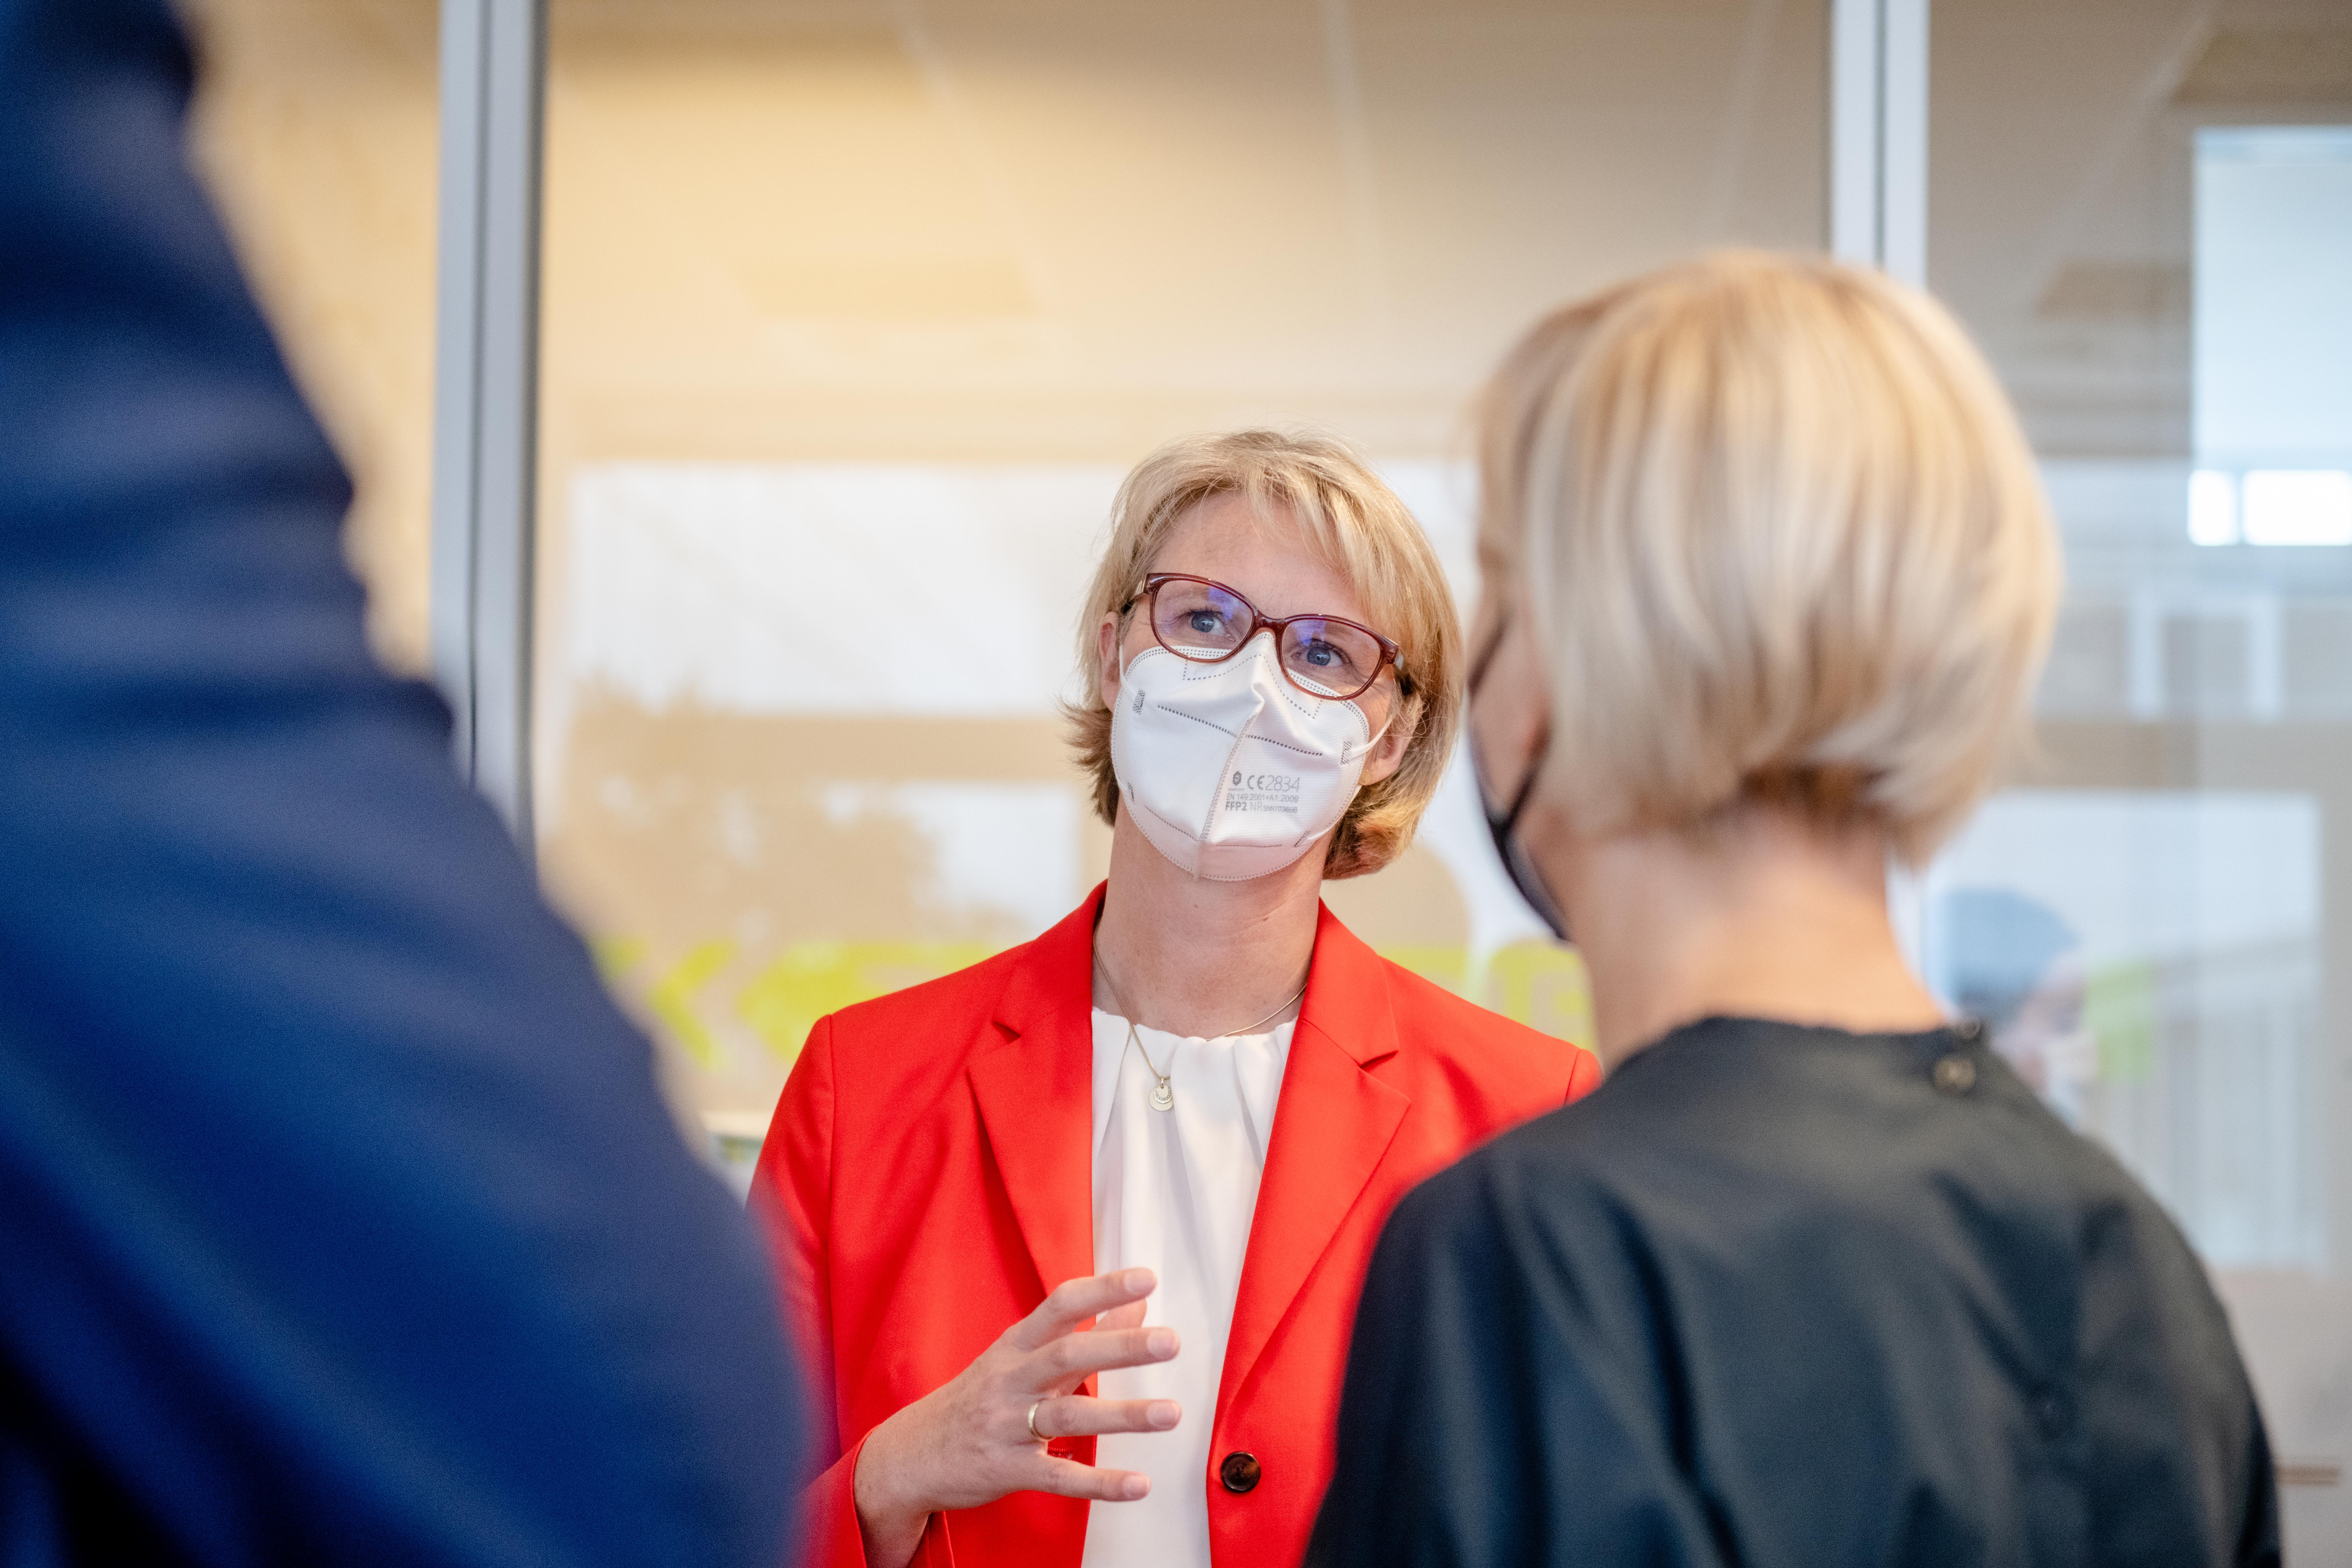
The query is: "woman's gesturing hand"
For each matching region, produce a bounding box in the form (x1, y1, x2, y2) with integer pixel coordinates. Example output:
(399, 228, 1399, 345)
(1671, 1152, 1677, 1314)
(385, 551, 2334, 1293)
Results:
(851, 1268, 1182, 1568)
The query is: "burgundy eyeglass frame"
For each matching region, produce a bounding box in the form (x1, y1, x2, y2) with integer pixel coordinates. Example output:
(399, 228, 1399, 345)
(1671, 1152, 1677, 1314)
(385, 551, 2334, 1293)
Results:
(1121, 572, 1413, 701)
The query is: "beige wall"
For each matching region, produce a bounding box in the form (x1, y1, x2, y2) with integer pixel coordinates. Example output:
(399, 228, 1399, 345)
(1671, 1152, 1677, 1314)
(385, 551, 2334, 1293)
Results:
(182, 0, 440, 673)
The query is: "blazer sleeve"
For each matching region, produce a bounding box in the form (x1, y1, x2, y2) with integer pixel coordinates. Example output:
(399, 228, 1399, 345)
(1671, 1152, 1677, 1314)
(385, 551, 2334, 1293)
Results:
(0, 4, 797, 1565)
(752, 1021, 965, 1568)
(754, 1020, 868, 1568)
(756, 1017, 845, 1467)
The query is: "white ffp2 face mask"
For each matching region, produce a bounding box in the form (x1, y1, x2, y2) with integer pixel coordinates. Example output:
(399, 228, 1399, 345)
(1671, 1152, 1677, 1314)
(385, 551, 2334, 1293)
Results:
(1109, 635, 1389, 881)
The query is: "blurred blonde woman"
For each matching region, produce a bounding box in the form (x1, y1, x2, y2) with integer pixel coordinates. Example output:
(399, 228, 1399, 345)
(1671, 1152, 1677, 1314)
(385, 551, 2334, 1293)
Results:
(751, 431, 1599, 1568)
(1312, 254, 2279, 1567)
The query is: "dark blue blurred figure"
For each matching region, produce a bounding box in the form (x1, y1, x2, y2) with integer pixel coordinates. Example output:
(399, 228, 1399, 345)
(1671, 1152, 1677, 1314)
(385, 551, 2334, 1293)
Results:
(0, 2, 800, 1563)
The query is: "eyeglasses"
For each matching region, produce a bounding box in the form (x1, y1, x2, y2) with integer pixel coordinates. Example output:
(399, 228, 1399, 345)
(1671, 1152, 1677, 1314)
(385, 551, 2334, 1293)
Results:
(1121, 573, 1411, 703)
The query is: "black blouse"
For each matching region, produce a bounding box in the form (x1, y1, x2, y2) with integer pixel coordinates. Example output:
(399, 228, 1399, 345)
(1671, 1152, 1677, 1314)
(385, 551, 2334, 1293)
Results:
(1310, 1016, 2279, 1567)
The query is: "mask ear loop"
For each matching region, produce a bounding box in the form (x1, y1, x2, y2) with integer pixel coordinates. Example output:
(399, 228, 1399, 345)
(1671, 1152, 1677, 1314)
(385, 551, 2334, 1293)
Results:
(1466, 613, 1572, 941)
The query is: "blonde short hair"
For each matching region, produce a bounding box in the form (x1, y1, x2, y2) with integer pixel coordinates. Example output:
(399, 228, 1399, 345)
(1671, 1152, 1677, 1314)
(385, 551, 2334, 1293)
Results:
(1066, 430, 1461, 879)
(1484, 251, 2061, 863)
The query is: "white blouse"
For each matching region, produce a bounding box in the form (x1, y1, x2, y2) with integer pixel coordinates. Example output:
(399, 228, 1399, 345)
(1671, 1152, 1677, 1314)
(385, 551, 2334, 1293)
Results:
(1080, 1008, 1293, 1568)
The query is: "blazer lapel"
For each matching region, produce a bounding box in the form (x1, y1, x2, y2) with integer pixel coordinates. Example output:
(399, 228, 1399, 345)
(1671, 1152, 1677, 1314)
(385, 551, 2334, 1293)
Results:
(968, 886, 1103, 1300)
(1217, 904, 1410, 1412)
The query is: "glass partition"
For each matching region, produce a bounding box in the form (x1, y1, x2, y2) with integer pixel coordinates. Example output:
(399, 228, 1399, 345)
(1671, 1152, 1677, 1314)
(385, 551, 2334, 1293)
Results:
(531, 0, 1829, 1169)
(1926, 2, 2352, 1550)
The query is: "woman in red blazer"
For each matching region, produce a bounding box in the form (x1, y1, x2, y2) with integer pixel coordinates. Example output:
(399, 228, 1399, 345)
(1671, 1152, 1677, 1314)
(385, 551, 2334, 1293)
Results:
(751, 431, 1600, 1568)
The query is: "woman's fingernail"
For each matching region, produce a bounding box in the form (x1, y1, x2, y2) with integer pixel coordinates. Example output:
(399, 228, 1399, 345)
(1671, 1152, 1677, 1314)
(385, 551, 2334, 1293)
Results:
(1125, 1268, 1154, 1292)
(1151, 1402, 1180, 1428)
(1146, 1328, 1177, 1357)
(1124, 1476, 1149, 1499)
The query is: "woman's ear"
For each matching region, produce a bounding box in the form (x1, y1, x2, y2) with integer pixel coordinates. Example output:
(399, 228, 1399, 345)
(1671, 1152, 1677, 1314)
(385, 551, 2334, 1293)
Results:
(1357, 704, 1413, 789)
(1096, 612, 1125, 707)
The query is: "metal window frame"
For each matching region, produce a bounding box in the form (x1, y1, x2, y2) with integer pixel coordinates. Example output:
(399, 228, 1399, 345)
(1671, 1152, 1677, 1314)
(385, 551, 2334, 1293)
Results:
(1831, 0, 1929, 285)
(431, 0, 547, 858)
(1831, 0, 1933, 966)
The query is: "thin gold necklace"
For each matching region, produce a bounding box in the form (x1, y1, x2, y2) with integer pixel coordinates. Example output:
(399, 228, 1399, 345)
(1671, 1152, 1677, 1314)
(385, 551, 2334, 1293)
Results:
(1093, 957, 1309, 1113)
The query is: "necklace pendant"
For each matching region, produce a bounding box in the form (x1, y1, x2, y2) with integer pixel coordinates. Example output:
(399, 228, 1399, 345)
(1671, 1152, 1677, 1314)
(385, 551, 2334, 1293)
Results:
(1149, 1078, 1175, 1112)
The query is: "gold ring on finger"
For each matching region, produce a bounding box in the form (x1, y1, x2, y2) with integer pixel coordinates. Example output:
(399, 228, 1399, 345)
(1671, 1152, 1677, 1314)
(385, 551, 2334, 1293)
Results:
(1026, 1399, 1051, 1443)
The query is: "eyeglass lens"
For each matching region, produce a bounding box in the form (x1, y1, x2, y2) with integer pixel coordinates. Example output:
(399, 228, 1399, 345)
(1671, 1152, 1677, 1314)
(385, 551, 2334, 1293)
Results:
(1150, 578, 1387, 700)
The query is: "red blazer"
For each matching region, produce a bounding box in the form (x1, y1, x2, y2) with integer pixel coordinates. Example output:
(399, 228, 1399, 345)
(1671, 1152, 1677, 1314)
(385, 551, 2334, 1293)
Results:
(750, 886, 1601, 1568)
